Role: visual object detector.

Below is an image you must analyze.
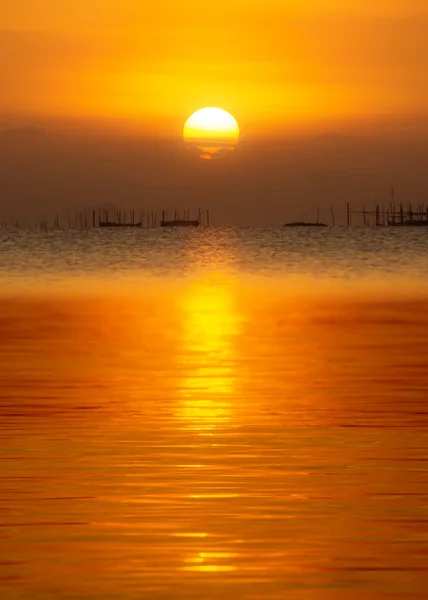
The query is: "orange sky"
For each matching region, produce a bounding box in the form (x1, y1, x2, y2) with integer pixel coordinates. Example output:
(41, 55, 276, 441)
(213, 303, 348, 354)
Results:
(2, 1, 428, 135)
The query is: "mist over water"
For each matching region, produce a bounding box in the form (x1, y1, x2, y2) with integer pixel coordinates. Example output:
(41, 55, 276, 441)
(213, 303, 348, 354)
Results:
(1, 228, 428, 599)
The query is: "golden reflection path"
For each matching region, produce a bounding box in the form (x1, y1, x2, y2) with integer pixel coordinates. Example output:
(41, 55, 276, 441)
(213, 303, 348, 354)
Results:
(168, 275, 246, 574)
(176, 274, 243, 430)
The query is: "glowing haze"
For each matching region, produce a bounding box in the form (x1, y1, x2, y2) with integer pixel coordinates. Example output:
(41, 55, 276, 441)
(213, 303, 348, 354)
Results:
(2, 0, 428, 134)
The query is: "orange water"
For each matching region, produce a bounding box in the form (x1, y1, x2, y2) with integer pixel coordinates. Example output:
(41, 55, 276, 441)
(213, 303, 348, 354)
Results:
(1, 277, 428, 599)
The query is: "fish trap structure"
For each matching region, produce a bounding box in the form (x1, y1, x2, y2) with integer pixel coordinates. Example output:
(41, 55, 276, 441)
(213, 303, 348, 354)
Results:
(347, 202, 428, 227)
(347, 187, 428, 227)
(21, 208, 213, 230)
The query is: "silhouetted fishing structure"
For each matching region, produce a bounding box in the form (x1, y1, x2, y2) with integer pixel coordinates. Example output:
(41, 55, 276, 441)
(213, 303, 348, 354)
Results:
(98, 208, 146, 228)
(347, 187, 428, 227)
(284, 206, 328, 227)
(160, 219, 199, 227)
(2, 185, 427, 229)
(160, 209, 201, 227)
(0, 207, 211, 230)
(281, 185, 428, 228)
(97, 207, 205, 228)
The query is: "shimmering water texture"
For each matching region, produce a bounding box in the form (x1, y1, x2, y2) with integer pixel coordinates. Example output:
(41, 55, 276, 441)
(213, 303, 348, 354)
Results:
(1, 226, 428, 280)
(1, 228, 428, 599)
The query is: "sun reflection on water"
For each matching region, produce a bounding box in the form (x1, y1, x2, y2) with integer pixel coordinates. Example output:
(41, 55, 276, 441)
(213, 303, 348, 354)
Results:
(180, 550, 240, 572)
(176, 275, 242, 430)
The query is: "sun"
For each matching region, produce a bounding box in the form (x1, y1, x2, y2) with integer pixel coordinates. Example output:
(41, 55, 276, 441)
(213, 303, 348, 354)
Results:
(183, 107, 240, 160)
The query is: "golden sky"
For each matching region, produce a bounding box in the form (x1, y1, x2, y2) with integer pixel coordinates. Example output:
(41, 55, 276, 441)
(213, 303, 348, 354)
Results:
(2, 1, 428, 135)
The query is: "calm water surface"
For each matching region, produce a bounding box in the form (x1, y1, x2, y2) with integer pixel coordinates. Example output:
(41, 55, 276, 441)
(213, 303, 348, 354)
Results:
(1, 228, 428, 599)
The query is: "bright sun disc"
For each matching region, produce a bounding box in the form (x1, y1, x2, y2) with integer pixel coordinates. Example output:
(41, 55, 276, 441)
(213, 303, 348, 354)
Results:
(183, 107, 240, 160)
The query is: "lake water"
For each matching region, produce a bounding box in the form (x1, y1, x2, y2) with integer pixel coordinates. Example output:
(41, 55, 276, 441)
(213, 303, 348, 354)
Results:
(1, 227, 428, 599)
